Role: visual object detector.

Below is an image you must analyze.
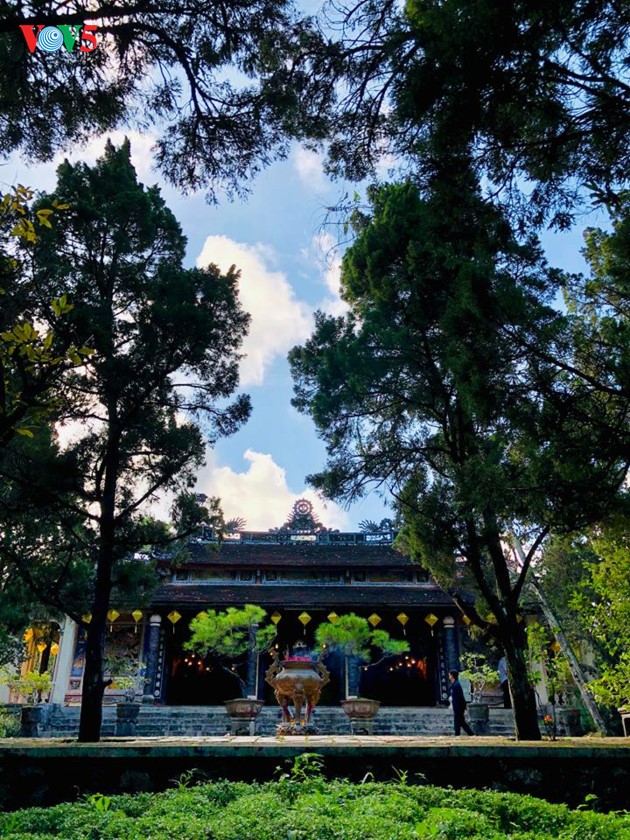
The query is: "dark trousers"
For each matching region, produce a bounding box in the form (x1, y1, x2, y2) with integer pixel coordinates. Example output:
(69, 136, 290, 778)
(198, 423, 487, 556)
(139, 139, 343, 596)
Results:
(501, 680, 511, 709)
(454, 709, 474, 735)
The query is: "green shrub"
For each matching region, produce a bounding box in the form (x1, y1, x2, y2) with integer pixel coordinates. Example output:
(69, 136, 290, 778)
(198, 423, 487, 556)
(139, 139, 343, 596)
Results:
(0, 781, 629, 840)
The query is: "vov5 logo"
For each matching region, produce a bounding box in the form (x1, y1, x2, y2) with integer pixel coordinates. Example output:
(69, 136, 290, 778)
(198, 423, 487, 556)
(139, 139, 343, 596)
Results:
(19, 24, 99, 53)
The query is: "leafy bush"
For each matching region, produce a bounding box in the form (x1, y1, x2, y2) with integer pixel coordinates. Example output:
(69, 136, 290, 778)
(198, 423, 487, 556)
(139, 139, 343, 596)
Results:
(0, 780, 629, 839)
(0, 708, 20, 737)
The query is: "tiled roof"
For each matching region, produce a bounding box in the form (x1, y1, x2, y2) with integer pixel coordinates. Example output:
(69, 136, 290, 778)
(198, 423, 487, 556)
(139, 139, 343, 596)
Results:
(152, 583, 457, 609)
(174, 542, 415, 568)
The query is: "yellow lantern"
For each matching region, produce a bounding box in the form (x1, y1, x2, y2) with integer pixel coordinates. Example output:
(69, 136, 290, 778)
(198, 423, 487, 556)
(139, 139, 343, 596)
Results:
(36, 641, 47, 654)
(397, 612, 409, 636)
(271, 612, 282, 625)
(195, 611, 208, 619)
(368, 613, 382, 627)
(327, 612, 339, 624)
(132, 609, 143, 634)
(82, 613, 92, 625)
(516, 614, 524, 624)
(167, 610, 182, 633)
(107, 609, 120, 633)
(298, 612, 311, 635)
(424, 613, 438, 636)
(23, 628, 33, 643)
(50, 643, 60, 656)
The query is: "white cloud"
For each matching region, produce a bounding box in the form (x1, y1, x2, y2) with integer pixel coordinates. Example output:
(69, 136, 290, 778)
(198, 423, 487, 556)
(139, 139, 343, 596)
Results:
(293, 147, 328, 193)
(196, 235, 313, 386)
(196, 449, 349, 531)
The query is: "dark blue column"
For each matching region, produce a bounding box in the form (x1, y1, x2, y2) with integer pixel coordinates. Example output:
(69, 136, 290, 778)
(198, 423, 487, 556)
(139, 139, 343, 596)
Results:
(443, 616, 460, 670)
(143, 614, 162, 703)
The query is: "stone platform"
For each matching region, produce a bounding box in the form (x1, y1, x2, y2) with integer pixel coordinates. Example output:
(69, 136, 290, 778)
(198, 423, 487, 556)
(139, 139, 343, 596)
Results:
(0, 735, 628, 811)
(40, 704, 516, 738)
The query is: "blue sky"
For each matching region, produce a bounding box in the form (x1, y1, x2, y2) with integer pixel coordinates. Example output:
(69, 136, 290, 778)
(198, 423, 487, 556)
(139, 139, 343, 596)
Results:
(2, 132, 602, 533)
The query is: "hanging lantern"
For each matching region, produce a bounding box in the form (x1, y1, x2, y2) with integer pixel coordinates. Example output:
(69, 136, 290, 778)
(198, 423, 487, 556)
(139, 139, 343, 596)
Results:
(195, 611, 208, 620)
(23, 628, 33, 643)
(368, 613, 382, 627)
(461, 615, 472, 626)
(36, 641, 47, 653)
(271, 612, 282, 625)
(397, 612, 409, 636)
(424, 613, 438, 636)
(131, 610, 143, 634)
(82, 613, 92, 625)
(107, 609, 120, 632)
(50, 643, 59, 656)
(298, 612, 311, 635)
(516, 614, 524, 624)
(327, 612, 339, 624)
(167, 610, 182, 633)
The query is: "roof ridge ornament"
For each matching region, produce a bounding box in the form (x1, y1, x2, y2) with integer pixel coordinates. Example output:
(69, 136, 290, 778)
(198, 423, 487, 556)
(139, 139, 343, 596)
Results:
(274, 499, 328, 534)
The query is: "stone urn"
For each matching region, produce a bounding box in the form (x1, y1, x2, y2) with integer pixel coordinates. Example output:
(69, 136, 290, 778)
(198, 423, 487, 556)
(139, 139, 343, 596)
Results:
(20, 704, 47, 738)
(224, 698, 264, 735)
(115, 702, 141, 736)
(265, 653, 330, 734)
(341, 697, 380, 734)
(468, 702, 490, 735)
(556, 707, 582, 737)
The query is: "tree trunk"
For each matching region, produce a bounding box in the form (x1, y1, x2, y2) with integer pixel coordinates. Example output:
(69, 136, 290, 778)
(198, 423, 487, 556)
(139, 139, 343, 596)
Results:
(504, 637, 541, 741)
(78, 429, 118, 742)
(78, 607, 107, 742)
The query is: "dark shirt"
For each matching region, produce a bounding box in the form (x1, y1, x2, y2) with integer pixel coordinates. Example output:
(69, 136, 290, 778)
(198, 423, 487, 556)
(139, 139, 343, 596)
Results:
(450, 679, 467, 713)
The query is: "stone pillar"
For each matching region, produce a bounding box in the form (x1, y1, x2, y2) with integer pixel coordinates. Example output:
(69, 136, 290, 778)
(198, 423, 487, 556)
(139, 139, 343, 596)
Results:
(442, 616, 459, 671)
(245, 625, 259, 698)
(346, 654, 361, 697)
(50, 617, 77, 705)
(143, 614, 162, 703)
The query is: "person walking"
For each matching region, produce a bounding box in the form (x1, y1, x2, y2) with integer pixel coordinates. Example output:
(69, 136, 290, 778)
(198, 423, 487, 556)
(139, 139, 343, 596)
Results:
(498, 656, 511, 708)
(449, 669, 474, 736)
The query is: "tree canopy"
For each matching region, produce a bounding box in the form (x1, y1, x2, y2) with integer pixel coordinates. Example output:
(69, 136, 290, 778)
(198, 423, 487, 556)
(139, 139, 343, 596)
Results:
(4, 140, 253, 740)
(0, 0, 334, 199)
(322, 0, 630, 226)
(290, 176, 628, 739)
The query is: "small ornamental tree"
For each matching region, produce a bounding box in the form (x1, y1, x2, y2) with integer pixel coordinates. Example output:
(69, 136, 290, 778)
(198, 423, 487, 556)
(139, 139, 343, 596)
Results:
(315, 613, 409, 698)
(459, 653, 499, 704)
(185, 605, 276, 698)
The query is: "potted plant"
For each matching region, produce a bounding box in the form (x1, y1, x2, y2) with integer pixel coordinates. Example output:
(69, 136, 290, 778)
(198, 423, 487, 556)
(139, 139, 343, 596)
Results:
(186, 604, 276, 734)
(315, 613, 409, 732)
(108, 662, 147, 736)
(459, 653, 498, 734)
(0, 670, 53, 737)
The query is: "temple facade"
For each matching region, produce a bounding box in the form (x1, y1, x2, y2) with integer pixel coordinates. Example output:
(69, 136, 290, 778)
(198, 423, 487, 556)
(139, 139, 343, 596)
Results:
(34, 501, 470, 709)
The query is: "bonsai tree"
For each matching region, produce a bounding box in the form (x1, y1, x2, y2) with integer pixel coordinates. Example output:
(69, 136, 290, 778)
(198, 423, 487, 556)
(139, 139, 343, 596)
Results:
(0, 669, 52, 705)
(106, 661, 147, 704)
(315, 613, 409, 698)
(185, 605, 276, 698)
(459, 653, 499, 704)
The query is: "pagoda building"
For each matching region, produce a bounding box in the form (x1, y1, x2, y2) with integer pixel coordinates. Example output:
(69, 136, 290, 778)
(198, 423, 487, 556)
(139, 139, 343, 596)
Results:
(53, 500, 466, 709)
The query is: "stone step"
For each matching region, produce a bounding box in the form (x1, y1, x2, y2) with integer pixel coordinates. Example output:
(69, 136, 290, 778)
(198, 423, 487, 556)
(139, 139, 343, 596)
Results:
(44, 705, 515, 738)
